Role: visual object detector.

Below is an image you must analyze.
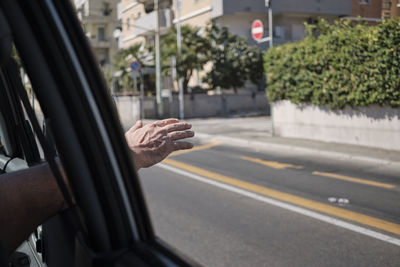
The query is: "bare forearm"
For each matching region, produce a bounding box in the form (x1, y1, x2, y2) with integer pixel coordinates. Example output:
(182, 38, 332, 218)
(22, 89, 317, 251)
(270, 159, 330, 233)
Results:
(0, 163, 64, 254)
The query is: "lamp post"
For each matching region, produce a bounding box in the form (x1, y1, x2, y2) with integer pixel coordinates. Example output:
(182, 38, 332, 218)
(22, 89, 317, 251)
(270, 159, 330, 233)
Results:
(176, 0, 184, 119)
(155, 0, 163, 118)
(265, 0, 273, 47)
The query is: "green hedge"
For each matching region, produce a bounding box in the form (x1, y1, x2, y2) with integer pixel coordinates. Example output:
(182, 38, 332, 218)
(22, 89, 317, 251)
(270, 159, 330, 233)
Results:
(264, 19, 400, 109)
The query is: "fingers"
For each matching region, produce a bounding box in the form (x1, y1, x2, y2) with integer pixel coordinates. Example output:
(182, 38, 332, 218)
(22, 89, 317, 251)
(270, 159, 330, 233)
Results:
(128, 120, 142, 132)
(173, 141, 194, 151)
(169, 130, 195, 141)
(154, 118, 179, 127)
(163, 122, 192, 133)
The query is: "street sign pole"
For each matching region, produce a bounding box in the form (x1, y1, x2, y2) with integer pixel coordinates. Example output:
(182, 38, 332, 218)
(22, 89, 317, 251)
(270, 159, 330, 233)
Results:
(130, 61, 141, 95)
(133, 75, 137, 93)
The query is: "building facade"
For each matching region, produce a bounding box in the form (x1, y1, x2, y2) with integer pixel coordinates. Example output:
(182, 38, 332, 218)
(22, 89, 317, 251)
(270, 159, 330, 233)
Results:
(74, 0, 120, 66)
(348, 0, 382, 23)
(211, 0, 351, 48)
(116, 0, 353, 90)
(118, 0, 174, 48)
(381, 0, 400, 19)
(119, 0, 353, 50)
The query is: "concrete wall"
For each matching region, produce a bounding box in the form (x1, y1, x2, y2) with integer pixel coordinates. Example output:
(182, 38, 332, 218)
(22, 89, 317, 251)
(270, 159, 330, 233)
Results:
(114, 93, 269, 126)
(114, 96, 141, 127)
(272, 100, 400, 151)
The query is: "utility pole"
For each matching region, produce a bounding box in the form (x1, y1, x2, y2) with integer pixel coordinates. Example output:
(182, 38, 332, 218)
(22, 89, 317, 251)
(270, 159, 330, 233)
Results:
(155, 0, 163, 118)
(176, 0, 184, 119)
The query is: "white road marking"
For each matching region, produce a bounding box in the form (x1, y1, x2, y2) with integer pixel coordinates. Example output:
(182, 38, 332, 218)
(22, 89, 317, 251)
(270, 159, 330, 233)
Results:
(158, 163, 400, 247)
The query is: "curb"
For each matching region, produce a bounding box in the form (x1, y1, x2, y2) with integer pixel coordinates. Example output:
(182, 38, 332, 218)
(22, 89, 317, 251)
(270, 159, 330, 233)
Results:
(195, 133, 400, 169)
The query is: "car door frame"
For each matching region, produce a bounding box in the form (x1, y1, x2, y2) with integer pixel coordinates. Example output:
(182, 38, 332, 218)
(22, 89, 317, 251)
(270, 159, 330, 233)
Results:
(0, 0, 198, 266)
(0, 58, 40, 172)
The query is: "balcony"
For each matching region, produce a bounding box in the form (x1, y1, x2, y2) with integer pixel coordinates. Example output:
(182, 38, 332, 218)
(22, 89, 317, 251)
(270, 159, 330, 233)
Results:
(80, 14, 115, 24)
(88, 37, 111, 48)
(133, 8, 172, 36)
(137, 0, 172, 6)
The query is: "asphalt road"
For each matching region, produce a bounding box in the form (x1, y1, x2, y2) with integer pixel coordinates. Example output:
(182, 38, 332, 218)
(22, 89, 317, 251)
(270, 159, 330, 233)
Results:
(138, 140, 400, 267)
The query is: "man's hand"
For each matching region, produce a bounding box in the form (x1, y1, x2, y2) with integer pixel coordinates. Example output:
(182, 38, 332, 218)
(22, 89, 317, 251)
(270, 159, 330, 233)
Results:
(125, 118, 194, 170)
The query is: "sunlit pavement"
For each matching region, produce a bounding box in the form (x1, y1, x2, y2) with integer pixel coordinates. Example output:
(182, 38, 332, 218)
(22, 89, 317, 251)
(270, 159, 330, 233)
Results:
(136, 117, 400, 267)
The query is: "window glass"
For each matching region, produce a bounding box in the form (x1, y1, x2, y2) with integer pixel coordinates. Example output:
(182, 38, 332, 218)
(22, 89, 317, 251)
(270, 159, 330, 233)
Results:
(0, 112, 11, 156)
(383, 1, 392, 10)
(98, 26, 106, 41)
(76, 1, 400, 266)
(0, 46, 44, 166)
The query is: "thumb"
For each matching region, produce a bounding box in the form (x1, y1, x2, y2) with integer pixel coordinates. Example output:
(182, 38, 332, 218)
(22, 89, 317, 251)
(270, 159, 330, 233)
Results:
(129, 120, 143, 132)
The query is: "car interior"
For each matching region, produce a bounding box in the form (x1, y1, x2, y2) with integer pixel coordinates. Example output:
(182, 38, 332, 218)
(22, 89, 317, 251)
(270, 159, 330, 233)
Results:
(0, 0, 198, 266)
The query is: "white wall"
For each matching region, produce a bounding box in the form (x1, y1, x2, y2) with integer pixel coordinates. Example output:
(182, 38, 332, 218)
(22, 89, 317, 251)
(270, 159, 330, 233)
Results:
(272, 100, 400, 151)
(114, 93, 269, 126)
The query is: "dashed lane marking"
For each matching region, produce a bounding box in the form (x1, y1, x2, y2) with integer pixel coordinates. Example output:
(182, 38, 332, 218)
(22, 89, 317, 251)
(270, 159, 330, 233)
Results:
(312, 171, 396, 189)
(241, 156, 303, 170)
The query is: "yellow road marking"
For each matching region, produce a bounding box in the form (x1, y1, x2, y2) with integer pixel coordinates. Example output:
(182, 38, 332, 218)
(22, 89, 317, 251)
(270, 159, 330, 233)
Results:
(312, 171, 395, 189)
(169, 142, 221, 157)
(163, 158, 400, 236)
(242, 156, 303, 170)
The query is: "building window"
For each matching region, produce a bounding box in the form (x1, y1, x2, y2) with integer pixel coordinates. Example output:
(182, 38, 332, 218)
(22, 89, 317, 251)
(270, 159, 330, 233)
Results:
(359, 0, 371, 4)
(383, 0, 392, 10)
(98, 26, 105, 41)
(127, 18, 130, 30)
(383, 12, 391, 19)
(397, 0, 400, 7)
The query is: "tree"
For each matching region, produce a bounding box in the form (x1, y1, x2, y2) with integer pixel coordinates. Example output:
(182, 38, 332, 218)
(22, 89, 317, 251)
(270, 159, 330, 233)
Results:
(204, 20, 264, 93)
(264, 18, 400, 109)
(161, 25, 209, 93)
(112, 43, 153, 94)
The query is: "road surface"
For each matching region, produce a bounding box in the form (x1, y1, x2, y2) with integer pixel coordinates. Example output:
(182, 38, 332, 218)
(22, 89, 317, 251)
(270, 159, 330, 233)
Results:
(139, 140, 400, 267)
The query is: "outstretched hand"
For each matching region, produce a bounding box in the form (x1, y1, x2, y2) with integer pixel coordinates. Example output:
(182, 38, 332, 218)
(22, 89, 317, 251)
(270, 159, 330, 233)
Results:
(125, 118, 194, 170)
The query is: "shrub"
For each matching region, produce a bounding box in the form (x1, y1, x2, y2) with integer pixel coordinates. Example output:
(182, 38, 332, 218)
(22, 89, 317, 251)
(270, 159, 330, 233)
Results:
(264, 19, 400, 109)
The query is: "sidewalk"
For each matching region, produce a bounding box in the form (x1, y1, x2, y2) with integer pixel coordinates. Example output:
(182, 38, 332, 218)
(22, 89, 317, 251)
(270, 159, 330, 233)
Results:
(182, 116, 400, 169)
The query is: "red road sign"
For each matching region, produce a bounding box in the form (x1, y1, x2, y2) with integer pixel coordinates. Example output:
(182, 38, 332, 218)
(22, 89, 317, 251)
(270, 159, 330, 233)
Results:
(251, 20, 264, 41)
